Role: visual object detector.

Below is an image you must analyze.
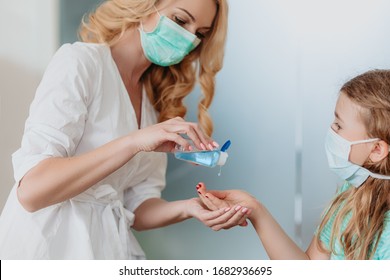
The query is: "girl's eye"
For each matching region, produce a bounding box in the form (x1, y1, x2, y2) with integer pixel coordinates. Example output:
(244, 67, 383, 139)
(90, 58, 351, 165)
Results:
(173, 16, 186, 26)
(332, 122, 342, 130)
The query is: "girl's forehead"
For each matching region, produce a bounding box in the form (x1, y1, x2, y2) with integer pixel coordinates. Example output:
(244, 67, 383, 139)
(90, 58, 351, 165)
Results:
(336, 92, 369, 136)
(336, 92, 361, 114)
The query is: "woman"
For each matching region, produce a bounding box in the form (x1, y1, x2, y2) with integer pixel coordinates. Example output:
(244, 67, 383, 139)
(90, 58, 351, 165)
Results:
(0, 0, 247, 259)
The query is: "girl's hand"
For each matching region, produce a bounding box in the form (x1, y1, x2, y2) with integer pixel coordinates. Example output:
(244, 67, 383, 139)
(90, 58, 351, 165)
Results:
(186, 198, 251, 231)
(196, 182, 261, 224)
(131, 117, 219, 153)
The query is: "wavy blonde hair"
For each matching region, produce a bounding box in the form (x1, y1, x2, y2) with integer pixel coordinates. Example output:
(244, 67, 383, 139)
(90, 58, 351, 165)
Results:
(79, 0, 228, 136)
(317, 70, 390, 259)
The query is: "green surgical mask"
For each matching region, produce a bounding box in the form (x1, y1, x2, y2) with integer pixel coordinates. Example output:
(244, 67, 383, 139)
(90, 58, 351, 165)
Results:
(139, 11, 201, 66)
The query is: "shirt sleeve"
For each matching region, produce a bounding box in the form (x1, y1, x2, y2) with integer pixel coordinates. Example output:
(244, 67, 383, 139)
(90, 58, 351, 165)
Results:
(123, 153, 167, 213)
(12, 43, 96, 183)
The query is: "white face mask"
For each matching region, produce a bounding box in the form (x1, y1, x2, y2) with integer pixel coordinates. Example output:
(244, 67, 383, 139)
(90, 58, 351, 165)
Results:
(324, 127, 390, 187)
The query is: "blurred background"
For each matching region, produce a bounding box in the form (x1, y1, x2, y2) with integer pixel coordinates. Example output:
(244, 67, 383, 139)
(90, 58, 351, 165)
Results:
(1, 0, 390, 259)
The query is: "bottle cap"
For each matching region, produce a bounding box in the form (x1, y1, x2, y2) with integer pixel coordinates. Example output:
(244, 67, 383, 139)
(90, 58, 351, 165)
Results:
(220, 140, 231, 152)
(217, 152, 228, 166)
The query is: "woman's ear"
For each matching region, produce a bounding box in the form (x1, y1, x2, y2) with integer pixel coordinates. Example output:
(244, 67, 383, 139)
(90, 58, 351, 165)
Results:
(369, 140, 389, 163)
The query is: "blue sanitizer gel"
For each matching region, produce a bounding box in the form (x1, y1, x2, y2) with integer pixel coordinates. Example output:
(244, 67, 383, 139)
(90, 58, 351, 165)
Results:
(174, 140, 230, 168)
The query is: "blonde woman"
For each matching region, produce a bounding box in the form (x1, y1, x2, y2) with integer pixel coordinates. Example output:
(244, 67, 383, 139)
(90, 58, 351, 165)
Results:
(0, 0, 247, 259)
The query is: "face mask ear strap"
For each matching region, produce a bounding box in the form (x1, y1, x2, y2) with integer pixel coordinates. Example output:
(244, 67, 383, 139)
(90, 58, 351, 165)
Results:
(350, 138, 380, 145)
(140, 6, 162, 31)
(154, 6, 162, 17)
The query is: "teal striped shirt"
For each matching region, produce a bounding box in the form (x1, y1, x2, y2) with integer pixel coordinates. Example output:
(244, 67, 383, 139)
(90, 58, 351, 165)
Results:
(318, 182, 390, 260)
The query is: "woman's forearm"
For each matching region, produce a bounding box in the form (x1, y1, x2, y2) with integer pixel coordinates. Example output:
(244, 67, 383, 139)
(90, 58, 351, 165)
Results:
(250, 204, 310, 260)
(17, 134, 139, 212)
(132, 198, 191, 231)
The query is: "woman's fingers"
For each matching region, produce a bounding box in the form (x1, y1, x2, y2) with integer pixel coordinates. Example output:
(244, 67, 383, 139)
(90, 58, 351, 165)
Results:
(200, 206, 232, 222)
(162, 118, 218, 150)
(206, 205, 249, 231)
(136, 117, 219, 153)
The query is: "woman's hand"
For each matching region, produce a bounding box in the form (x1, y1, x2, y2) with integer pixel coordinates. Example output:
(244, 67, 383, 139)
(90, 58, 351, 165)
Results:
(186, 198, 251, 231)
(131, 117, 219, 153)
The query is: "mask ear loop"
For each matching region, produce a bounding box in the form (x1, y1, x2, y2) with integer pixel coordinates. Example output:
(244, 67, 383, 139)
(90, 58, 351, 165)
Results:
(140, 6, 162, 31)
(154, 6, 162, 17)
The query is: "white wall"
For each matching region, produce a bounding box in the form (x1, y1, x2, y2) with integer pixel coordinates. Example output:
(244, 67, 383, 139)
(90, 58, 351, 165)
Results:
(0, 0, 59, 211)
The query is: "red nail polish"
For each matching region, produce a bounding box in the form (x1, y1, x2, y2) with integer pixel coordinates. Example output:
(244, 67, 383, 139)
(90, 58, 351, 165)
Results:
(197, 191, 201, 194)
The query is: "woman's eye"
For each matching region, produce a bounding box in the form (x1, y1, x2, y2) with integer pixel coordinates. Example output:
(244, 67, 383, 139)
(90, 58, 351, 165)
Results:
(196, 32, 206, 39)
(173, 16, 186, 26)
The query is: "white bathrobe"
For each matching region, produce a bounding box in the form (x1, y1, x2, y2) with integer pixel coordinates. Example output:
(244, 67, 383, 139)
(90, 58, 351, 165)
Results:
(0, 42, 167, 259)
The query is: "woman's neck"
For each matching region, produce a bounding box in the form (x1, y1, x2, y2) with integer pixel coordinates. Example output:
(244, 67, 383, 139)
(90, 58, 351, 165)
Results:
(110, 27, 151, 89)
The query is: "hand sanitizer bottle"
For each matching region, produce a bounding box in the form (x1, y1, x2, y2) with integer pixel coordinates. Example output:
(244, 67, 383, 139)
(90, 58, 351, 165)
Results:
(174, 140, 231, 168)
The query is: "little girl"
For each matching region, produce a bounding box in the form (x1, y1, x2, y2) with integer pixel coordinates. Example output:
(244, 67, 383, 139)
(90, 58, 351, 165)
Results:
(197, 69, 390, 259)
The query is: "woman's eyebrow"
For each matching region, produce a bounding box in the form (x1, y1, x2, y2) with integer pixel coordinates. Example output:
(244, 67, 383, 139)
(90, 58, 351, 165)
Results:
(178, 8, 196, 22)
(177, 7, 212, 29)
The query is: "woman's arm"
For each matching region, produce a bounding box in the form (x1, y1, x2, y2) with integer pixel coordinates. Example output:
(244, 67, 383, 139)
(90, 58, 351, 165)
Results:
(17, 118, 214, 212)
(132, 197, 250, 231)
(17, 134, 139, 212)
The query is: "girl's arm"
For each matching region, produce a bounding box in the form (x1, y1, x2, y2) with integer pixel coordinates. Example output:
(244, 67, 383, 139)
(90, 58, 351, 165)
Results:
(197, 183, 330, 260)
(250, 203, 329, 259)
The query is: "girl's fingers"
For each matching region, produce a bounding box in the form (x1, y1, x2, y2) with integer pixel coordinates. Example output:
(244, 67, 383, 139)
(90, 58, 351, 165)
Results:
(197, 184, 218, 210)
(201, 206, 231, 222)
(197, 182, 207, 194)
(199, 182, 229, 208)
(238, 208, 251, 227)
(199, 194, 218, 210)
(239, 220, 248, 227)
(197, 182, 229, 210)
(207, 205, 245, 229)
(206, 190, 228, 200)
(211, 206, 250, 231)
(204, 192, 228, 209)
